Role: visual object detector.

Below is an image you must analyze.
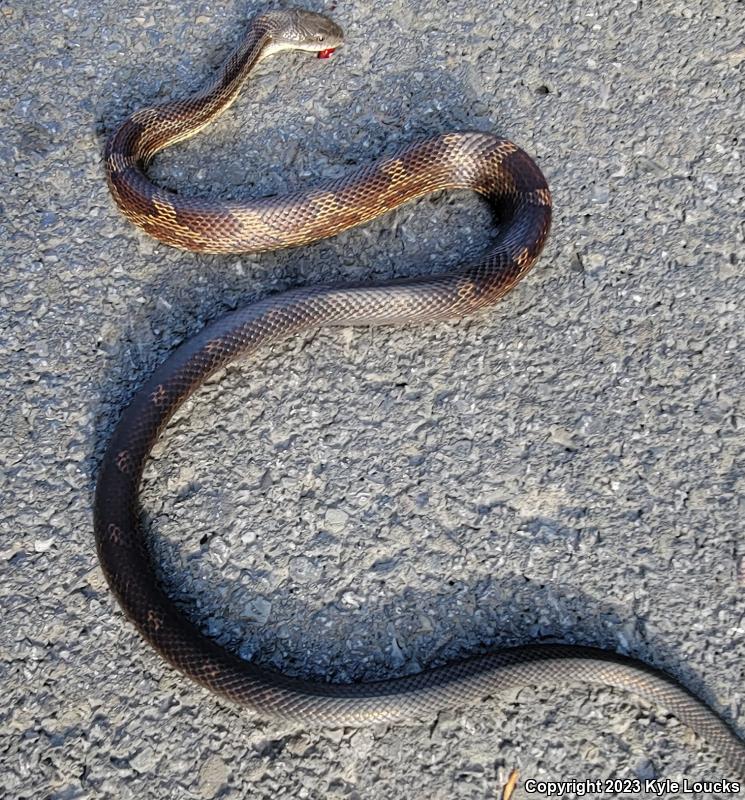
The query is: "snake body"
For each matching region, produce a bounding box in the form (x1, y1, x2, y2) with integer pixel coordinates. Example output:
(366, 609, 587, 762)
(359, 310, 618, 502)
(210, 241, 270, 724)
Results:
(95, 8, 745, 775)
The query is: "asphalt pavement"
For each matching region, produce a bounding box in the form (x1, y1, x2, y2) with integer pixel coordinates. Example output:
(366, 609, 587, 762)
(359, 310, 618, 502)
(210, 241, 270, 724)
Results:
(2, 0, 744, 797)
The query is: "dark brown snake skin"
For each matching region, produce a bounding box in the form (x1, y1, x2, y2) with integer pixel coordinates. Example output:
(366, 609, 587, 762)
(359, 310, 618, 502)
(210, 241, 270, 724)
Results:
(95, 7, 745, 775)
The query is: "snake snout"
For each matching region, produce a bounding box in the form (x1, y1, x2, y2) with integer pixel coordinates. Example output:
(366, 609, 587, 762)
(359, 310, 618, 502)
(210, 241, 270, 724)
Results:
(283, 8, 344, 53)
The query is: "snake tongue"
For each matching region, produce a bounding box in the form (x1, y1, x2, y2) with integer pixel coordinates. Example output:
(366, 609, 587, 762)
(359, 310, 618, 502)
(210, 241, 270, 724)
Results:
(317, 48, 335, 59)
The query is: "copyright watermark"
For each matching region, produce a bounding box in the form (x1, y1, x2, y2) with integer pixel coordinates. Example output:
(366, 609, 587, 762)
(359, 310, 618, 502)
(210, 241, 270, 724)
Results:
(523, 778, 741, 796)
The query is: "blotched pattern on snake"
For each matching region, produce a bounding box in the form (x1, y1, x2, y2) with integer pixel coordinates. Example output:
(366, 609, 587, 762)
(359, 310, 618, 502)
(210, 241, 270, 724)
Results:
(95, 7, 745, 776)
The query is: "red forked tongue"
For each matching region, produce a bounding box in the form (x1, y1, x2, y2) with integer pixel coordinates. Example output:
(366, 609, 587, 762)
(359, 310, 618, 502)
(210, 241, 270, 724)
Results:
(317, 48, 335, 59)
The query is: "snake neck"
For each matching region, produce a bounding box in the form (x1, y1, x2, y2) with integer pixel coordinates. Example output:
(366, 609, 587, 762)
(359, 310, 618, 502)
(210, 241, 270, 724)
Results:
(106, 15, 276, 168)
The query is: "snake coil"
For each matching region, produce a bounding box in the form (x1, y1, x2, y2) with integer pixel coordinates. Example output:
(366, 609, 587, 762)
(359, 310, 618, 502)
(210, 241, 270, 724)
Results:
(95, 7, 745, 776)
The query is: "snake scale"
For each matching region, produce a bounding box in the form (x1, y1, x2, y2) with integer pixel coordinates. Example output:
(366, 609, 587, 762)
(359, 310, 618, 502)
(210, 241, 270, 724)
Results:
(94, 7, 745, 775)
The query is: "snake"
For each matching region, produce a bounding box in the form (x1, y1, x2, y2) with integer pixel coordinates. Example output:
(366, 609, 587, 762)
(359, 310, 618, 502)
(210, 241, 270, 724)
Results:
(94, 6, 745, 776)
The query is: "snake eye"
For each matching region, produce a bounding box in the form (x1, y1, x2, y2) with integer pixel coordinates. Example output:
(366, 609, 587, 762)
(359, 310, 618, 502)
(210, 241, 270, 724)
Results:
(317, 34, 325, 42)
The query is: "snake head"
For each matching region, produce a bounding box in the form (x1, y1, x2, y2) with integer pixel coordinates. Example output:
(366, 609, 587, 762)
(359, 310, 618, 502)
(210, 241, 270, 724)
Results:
(264, 8, 344, 55)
